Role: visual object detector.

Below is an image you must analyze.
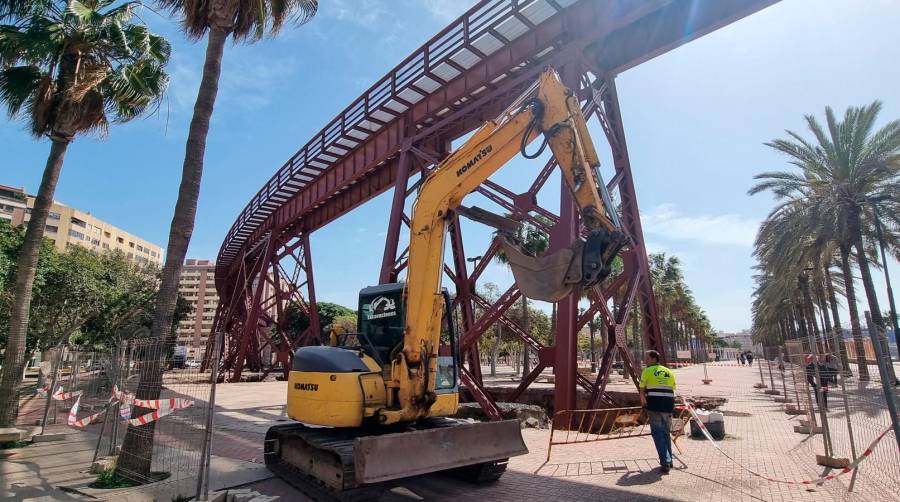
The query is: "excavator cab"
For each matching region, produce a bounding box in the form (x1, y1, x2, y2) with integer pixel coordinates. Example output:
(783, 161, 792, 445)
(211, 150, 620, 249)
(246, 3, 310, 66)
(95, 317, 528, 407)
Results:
(356, 283, 406, 366)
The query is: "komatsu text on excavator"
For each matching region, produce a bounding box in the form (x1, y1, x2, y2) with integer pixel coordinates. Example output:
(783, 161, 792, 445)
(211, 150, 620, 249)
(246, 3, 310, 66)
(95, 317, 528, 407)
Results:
(264, 67, 629, 500)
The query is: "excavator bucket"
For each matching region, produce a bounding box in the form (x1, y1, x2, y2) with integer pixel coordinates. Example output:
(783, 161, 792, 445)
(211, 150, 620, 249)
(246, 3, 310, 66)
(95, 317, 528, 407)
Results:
(500, 236, 582, 303)
(455, 205, 629, 302)
(353, 419, 528, 484)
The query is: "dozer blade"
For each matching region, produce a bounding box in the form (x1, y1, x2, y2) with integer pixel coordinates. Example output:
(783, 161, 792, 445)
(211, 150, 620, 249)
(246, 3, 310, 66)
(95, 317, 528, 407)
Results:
(353, 419, 528, 484)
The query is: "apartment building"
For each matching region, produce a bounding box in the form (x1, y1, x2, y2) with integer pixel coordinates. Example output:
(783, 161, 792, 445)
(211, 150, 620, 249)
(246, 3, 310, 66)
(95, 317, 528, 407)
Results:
(177, 259, 219, 359)
(1, 184, 163, 267)
(0, 185, 27, 223)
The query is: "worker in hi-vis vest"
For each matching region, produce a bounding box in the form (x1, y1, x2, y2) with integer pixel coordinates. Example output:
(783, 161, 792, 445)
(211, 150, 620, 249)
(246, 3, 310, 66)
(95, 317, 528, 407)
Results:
(639, 350, 676, 473)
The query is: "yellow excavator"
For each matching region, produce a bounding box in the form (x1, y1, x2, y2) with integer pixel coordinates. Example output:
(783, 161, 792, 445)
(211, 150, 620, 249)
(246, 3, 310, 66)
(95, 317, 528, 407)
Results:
(264, 67, 628, 500)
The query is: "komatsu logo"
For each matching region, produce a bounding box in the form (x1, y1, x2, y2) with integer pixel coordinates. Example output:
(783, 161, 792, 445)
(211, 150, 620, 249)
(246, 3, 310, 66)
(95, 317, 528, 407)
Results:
(456, 145, 492, 177)
(294, 383, 318, 391)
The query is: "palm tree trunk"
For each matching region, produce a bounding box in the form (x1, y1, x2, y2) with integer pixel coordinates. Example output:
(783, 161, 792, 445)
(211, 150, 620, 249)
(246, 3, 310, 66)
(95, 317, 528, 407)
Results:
(0, 138, 69, 427)
(817, 287, 833, 350)
(117, 26, 229, 477)
(794, 304, 808, 340)
(520, 296, 530, 378)
(489, 325, 500, 377)
(851, 221, 895, 382)
(825, 267, 851, 373)
(839, 244, 869, 379)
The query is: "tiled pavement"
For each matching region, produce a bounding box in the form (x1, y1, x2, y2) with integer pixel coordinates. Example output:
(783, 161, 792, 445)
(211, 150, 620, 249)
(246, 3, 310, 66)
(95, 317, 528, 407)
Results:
(204, 364, 899, 501)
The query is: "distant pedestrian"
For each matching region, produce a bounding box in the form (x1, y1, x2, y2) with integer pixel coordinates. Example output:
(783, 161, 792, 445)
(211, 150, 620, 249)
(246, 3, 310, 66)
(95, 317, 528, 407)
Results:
(639, 350, 676, 473)
(738, 353, 746, 366)
(805, 354, 830, 411)
(746, 351, 754, 366)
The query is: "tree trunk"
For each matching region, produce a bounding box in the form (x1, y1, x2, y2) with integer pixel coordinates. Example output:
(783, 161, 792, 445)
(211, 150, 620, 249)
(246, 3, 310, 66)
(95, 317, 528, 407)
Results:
(489, 325, 500, 377)
(588, 318, 597, 372)
(116, 26, 229, 478)
(0, 138, 69, 427)
(794, 305, 808, 340)
(825, 267, 851, 373)
(520, 296, 530, 378)
(839, 244, 869, 379)
(851, 218, 895, 381)
(813, 279, 831, 348)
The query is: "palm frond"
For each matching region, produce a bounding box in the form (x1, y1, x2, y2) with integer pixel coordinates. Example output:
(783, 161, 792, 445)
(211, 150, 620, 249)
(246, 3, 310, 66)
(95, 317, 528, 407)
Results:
(0, 64, 41, 116)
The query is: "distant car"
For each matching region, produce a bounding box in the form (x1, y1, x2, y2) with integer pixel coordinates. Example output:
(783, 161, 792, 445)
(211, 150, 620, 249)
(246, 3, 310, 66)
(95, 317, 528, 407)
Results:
(185, 360, 201, 368)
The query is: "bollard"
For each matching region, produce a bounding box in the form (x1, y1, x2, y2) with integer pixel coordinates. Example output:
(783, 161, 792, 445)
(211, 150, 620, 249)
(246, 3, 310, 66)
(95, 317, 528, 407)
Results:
(702, 362, 712, 384)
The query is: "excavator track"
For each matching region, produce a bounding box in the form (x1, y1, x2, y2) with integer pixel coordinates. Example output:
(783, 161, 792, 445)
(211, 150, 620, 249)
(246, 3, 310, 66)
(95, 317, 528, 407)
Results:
(264, 418, 520, 501)
(264, 423, 385, 502)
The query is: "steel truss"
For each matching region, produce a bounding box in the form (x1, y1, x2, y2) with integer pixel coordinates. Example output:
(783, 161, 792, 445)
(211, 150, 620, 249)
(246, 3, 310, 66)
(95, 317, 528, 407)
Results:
(209, 0, 779, 418)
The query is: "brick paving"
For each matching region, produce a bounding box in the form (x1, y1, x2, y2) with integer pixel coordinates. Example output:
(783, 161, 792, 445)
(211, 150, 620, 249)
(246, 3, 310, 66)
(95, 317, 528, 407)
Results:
(203, 365, 899, 501)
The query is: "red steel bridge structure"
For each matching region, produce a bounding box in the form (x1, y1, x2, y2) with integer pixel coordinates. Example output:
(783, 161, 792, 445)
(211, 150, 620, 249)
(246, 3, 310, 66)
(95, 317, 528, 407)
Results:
(209, 0, 777, 417)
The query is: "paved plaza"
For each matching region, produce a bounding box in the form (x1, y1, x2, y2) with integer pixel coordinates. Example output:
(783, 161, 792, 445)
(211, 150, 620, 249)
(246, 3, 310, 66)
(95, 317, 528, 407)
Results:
(3, 362, 898, 501)
(205, 363, 899, 502)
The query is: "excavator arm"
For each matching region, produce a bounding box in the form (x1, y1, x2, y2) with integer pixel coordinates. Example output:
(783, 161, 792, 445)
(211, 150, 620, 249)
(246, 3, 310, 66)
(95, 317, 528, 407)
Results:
(386, 67, 628, 424)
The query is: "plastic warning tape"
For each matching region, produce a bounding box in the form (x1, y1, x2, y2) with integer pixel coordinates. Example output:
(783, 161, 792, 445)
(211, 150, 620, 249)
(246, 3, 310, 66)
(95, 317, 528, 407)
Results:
(681, 400, 892, 486)
(112, 386, 193, 426)
(67, 393, 108, 428)
(64, 386, 193, 429)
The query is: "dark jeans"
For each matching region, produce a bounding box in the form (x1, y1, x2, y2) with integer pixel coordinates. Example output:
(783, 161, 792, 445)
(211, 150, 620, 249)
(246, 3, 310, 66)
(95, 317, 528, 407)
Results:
(647, 410, 673, 466)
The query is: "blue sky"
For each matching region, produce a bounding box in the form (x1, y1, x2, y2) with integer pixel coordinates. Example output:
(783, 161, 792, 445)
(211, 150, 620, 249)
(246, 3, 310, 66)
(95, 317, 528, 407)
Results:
(3, 0, 899, 333)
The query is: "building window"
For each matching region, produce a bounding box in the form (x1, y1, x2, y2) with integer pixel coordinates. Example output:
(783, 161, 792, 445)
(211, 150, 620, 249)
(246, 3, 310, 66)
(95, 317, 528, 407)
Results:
(102, 243, 109, 249)
(137, 245, 143, 252)
(91, 239, 100, 245)
(71, 217, 86, 228)
(150, 251, 157, 258)
(129, 242, 135, 248)
(68, 229, 85, 240)
(104, 231, 111, 238)
(45, 225, 58, 233)
(117, 237, 124, 244)
(48, 211, 61, 220)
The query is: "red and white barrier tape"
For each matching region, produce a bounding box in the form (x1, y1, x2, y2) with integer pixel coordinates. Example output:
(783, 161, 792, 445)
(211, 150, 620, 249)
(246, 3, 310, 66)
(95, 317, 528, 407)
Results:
(681, 400, 892, 486)
(44, 384, 193, 429)
(111, 385, 193, 427)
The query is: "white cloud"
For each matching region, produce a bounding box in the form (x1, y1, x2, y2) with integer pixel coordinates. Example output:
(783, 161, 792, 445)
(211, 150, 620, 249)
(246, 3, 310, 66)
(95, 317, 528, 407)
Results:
(641, 203, 759, 247)
(165, 51, 300, 120)
(423, 0, 476, 22)
(322, 0, 389, 28)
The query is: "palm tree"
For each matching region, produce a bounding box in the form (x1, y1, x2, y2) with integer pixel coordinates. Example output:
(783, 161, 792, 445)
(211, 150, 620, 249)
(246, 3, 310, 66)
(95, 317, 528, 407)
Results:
(115, 0, 317, 478)
(751, 103, 900, 379)
(751, 197, 859, 373)
(0, 0, 170, 426)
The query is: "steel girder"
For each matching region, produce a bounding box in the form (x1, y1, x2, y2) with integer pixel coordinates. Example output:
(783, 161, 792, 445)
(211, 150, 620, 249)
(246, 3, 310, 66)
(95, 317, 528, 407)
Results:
(210, 0, 780, 410)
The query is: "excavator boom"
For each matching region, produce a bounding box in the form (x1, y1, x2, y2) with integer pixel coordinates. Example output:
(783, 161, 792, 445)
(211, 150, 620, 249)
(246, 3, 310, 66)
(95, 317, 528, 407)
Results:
(391, 67, 626, 424)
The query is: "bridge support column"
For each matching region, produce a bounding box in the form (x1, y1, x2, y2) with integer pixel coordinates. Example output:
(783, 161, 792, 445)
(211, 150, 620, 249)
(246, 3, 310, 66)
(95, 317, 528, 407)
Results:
(380, 148, 412, 284)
